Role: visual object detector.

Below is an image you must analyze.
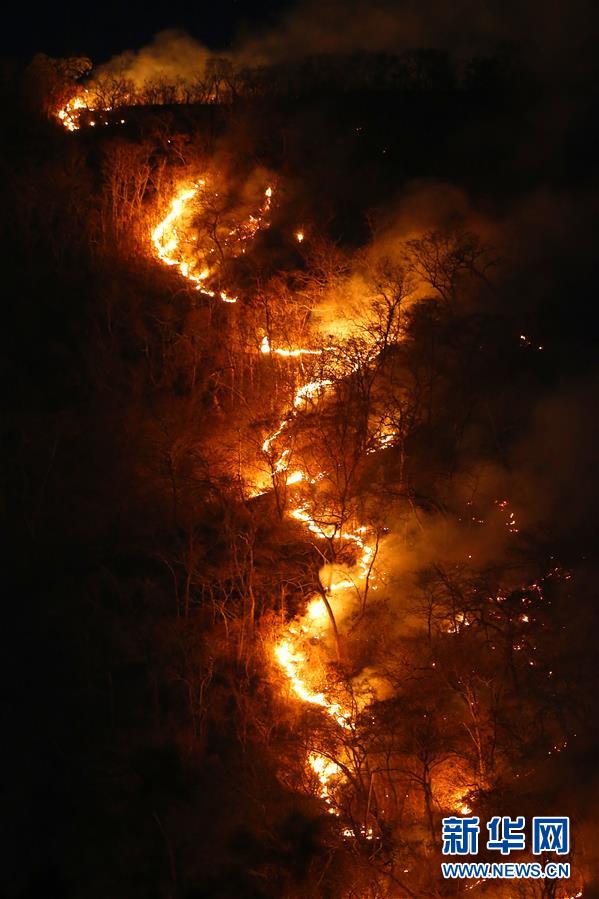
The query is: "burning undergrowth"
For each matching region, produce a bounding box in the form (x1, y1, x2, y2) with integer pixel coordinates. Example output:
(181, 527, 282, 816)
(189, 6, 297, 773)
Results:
(151, 168, 275, 301)
(7, 59, 596, 893)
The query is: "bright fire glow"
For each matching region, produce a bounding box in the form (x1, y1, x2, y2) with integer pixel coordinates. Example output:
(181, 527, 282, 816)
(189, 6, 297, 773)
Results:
(57, 94, 89, 131)
(146, 177, 474, 849)
(151, 181, 273, 301)
(56, 91, 125, 131)
(260, 335, 321, 357)
(274, 640, 350, 728)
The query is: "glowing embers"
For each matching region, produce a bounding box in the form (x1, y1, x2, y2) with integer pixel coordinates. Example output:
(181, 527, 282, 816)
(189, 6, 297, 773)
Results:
(152, 182, 273, 300)
(343, 825, 374, 840)
(495, 498, 519, 533)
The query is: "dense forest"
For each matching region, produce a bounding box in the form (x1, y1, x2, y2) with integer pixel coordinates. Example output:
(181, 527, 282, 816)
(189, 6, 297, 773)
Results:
(1, 41, 598, 899)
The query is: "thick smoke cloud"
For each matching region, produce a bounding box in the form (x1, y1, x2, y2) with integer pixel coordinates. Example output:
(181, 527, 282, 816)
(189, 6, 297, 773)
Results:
(94, 28, 210, 87)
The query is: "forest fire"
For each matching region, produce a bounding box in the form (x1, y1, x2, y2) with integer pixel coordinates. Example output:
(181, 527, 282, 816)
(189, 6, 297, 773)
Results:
(56, 91, 125, 130)
(308, 752, 342, 806)
(7, 15, 597, 897)
(151, 183, 215, 289)
(142, 163, 591, 894)
(57, 93, 89, 130)
(274, 639, 350, 728)
(151, 176, 380, 819)
(30, 54, 583, 884)
(151, 179, 273, 302)
(260, 335, 320, 357)
(262, 375, 381, 816)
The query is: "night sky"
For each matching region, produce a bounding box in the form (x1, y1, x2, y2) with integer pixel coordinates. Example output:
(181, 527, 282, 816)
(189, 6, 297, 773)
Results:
(3, 0, 291, 62)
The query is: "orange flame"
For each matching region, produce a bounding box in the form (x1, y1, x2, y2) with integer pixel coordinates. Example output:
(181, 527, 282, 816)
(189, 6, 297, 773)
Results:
(151, 181, 273, 302)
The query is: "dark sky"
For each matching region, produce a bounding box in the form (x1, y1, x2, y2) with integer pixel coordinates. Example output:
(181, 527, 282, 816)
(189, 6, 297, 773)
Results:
(3, 0, 293, 62)
(4, 0, 598, 80)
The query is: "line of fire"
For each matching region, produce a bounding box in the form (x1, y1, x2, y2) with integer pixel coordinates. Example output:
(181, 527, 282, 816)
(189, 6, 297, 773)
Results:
(2, 17, 597, 899)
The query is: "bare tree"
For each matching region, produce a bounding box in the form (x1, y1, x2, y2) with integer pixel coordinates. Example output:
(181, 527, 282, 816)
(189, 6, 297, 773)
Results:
(406, 229, 496, 306)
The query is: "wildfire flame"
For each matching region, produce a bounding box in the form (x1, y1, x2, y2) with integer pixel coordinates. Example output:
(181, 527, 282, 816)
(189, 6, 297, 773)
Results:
(150, 176, 379, 828)
(57, 94, 89, 131)
(260, 335, 320, 357)
(308, 752, 341, 806)
(56, 91, 125, 131)
(49, 98, 586, 886)
(274, 640, 350, 728)
(151, 180, 273, 302)
(265, 394, 379, 815)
